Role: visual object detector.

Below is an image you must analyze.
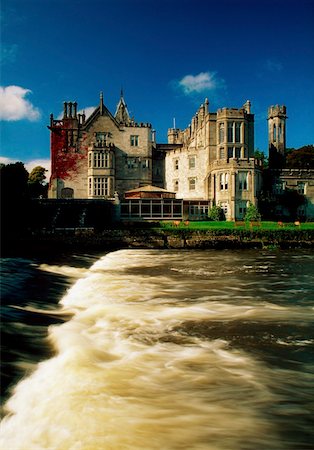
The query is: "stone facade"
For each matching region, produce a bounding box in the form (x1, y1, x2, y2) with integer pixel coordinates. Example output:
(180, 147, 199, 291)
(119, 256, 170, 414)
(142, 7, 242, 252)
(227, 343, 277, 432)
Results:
(164, 100, 262, 220)
(48, 92, 313, 221)
(48, 93, 160, 200)
(266, 106, 314, 220)
(274, 169, 314, 219)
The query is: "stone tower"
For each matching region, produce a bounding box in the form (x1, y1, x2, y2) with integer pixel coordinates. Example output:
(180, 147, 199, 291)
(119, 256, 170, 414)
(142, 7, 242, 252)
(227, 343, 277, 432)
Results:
(268, 105, 287, 168)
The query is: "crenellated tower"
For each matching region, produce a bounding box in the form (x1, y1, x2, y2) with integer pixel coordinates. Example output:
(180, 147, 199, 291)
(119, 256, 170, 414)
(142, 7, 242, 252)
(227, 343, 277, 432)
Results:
(268, 105, 287, 168)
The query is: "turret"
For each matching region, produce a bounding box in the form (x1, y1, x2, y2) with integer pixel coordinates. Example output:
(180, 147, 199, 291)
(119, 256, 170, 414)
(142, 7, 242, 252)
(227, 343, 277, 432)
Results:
(268, 105, 287, 168)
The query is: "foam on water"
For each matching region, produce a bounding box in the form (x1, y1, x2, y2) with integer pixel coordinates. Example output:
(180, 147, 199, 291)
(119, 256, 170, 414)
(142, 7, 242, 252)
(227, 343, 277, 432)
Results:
(1, 250, 313, 450)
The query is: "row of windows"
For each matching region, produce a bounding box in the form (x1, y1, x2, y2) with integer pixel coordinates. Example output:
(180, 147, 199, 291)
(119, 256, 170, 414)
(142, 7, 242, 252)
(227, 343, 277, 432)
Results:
(88, 177, 110, 197)
(94, 131, 139, 147)
(274, 181, 306, 195)
(88, 152, 111, 168)
(173, 173, 249, 192)
(219, 147, 248, 159)
(219, 172, 248, 191)
(174, 156, 196, 171)
(174, 178, 196, 191)
(126, 158, 150, 169)
(219, 122, 243, 144)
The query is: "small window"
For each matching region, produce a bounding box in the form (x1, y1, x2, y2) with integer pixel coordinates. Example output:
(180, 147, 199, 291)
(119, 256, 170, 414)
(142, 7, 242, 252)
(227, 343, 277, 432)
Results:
(235, 122, 241, 143)
(220, 173, 224, 190)
(297, 182, 305, 195)
(189, 156, 196, 169)
(189, 178, 196, 190)
(142, 159, 150, 169)
(174, 159, 179, 170)
(220, 202, 228, 215)
(220, 173, 228, 190)
(219, 147, 225, 159)
(228, 122, 234, 143)
(225, 173, 229, 190)
(130, 135, 139, 146)
(174, 180, 179, 191)
(235, 147, 241, 158)
(239, 172, 248, 191)
(228, 147, 233, 159)
(273, 124, 276, 141)
(96, 132, 107, 142)
(219, 123, 224, 143)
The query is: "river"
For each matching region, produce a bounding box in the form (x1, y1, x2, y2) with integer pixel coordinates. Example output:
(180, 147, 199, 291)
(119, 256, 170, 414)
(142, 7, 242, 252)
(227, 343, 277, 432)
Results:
(0, 249, 313, 450)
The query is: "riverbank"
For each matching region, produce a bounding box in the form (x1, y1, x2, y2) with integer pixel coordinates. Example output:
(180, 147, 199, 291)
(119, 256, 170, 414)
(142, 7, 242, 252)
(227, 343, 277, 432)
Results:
(2, 227, 314, 257)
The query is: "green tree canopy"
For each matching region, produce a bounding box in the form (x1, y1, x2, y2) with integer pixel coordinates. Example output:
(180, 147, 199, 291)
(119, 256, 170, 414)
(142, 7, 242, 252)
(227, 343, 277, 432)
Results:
(28, 166, 47, 184)
(285, 145, 314, 169)
(28, 166, 48, 198)
(254, 149, 268, 169)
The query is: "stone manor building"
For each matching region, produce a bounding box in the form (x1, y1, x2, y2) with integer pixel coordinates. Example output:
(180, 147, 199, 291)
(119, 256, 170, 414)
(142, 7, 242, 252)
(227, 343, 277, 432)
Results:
(48, 90, 313, 221)
(48, 92, 164, 201)
(163, 99, 263, 220)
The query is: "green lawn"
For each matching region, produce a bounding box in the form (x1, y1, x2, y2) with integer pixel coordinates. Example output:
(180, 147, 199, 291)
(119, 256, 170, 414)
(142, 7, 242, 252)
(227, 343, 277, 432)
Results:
(159, 221, 314, 230)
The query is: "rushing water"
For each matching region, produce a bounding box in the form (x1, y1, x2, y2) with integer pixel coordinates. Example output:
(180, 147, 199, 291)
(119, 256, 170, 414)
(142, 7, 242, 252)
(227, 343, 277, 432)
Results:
(0, 249, 313, 450)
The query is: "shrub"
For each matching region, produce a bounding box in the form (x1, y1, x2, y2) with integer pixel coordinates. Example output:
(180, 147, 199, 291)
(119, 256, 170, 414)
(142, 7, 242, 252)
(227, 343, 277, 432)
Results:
(208, 205, 225, 221)
(244, 202, 261, 222)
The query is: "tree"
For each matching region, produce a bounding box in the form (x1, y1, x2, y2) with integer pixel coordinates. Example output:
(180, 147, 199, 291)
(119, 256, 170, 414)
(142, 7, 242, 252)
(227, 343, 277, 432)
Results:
(280, 189, 306, 220)
(28, 166, 47, 184)
(0, 162, 30, 240)
(28, 166, 48, 198)
(285, 145, 314, 169)
(244, 202, 261, 221)
(254, 149, 268, 169)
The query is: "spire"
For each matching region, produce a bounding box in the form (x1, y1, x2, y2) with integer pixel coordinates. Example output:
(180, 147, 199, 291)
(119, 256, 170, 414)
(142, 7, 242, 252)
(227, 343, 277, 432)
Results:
(100, 91, 104, 115)
(114, 89, 131, 124)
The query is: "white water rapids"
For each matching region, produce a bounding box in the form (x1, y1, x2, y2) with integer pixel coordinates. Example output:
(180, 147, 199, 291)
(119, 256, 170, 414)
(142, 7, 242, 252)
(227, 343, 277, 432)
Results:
(1, 249, 313, 450)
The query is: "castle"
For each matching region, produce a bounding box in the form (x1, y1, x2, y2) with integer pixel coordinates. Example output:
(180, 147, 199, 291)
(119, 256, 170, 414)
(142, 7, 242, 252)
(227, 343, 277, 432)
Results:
(48, 91, 313, 221)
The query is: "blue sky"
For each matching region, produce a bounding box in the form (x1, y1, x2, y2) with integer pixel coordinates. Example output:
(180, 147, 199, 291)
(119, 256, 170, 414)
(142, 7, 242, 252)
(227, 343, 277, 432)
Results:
(1, 0, 313, 175)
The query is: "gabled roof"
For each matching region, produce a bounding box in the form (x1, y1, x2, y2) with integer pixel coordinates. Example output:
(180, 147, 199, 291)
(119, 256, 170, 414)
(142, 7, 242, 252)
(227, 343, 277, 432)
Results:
(83, 93, 120, 130)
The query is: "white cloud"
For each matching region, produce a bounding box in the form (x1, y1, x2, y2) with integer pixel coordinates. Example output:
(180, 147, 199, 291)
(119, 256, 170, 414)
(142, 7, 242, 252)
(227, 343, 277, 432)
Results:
(79, 106, 96, 118)
(0, 156, 51, 180)
(0, 156, 16, 165)
(0, 85, 41, 121)
(177, 71, 225, 95)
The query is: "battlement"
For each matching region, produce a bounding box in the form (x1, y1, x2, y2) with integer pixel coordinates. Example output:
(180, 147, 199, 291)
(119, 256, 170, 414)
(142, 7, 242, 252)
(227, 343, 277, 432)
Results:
(268, 105, 287, 119)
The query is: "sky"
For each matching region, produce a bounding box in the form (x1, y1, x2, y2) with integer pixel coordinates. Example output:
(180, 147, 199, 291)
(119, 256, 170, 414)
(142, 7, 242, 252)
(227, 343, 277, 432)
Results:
(1, 0, 314, 176)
